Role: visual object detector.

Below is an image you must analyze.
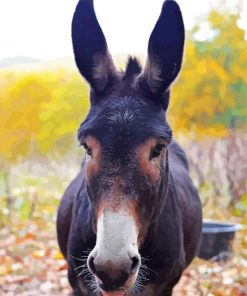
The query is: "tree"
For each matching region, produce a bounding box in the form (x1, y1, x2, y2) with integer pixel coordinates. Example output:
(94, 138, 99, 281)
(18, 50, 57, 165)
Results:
(168, 1, 247, 140)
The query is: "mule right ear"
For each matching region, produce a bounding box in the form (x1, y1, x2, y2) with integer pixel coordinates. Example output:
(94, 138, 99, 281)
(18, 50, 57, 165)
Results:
(72, 0, 117, 95)
(141, 0, 185, 98)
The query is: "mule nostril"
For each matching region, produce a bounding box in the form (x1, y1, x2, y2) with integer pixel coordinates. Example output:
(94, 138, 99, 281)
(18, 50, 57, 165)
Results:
(88, 256, 96, 274)
(131, 256, 140, 273)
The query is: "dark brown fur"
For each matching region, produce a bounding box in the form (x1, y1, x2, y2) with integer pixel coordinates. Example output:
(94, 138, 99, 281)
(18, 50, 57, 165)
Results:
(57, 1, 202, 295)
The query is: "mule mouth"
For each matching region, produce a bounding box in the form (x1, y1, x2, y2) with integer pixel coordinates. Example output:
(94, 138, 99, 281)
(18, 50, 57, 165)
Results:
(101, 290, 127, 296)
(98, 280, 131, 296)
(98, 275, 140, 296)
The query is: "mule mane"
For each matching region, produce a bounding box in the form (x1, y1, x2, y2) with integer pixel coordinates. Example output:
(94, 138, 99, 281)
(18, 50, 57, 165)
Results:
(124, 56, 142, 79)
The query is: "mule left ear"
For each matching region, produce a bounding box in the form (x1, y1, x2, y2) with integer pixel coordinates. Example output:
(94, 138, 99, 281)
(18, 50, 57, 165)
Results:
(72, 0, 117, 95)
(141, 0, 185, 96)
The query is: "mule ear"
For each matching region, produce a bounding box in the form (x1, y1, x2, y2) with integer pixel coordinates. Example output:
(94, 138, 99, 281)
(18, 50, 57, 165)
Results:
(142, 0, 185, 95)
(72, 0, 117, 93)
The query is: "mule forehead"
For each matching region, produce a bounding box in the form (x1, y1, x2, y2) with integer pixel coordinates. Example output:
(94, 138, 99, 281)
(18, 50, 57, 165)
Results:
(78, 96, 172, 149)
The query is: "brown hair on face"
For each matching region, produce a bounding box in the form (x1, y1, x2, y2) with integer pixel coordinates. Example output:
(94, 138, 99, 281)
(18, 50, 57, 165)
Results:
(84, 136, 102, 179)
(85, 137, 165, 245)
(95, 182, 142, 244)
(135, 138, 165, 186)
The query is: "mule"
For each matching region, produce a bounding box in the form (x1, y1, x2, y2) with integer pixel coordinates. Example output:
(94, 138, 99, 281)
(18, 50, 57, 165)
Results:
(57, 0, 202, 295)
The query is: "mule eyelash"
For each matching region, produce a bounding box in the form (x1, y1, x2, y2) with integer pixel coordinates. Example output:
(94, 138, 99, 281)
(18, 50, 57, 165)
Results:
(82, 143, 92, 156)
(150, 144, 165, 159)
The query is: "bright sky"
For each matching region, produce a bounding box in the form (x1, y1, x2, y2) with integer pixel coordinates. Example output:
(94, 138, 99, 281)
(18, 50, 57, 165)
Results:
(0, 0, 246, 59)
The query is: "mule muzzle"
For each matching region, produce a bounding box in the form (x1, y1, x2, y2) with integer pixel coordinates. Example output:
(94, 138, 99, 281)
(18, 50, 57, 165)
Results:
(88, 251, 140, 294)
(87, 209, 141, 294)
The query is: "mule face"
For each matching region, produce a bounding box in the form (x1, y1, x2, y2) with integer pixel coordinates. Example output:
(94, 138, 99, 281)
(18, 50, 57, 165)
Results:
(71, 0, 185, 294)
(79, 96, 171, 293)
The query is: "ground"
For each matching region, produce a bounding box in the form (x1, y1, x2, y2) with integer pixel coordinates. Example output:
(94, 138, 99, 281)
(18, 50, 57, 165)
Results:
(0, 217, 246, 296)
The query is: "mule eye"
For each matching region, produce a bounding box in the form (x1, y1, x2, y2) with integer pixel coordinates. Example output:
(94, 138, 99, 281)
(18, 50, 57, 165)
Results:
(82, 143, 92, 156)
(150, 144, 165, 160)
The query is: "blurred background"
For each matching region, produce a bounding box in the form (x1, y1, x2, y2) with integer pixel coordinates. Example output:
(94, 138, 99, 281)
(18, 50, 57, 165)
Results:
(0, 0, 246, 295)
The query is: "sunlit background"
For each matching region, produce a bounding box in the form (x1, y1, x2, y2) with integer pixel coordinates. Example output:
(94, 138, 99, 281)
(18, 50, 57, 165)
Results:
(0, 0, 246, 295)
(0, 0, 246, 58)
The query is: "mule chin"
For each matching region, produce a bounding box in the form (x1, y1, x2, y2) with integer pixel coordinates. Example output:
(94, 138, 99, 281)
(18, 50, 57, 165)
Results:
(101, 291, 127, 296)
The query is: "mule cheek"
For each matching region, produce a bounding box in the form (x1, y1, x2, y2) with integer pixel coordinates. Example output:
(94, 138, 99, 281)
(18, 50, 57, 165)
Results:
(135, 139, 163, 186)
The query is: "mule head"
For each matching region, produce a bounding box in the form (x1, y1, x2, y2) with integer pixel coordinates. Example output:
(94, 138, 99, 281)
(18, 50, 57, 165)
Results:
(72, 0, 184, 295)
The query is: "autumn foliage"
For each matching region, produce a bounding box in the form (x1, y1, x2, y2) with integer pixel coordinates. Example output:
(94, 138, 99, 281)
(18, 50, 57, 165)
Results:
(0, 2, 246, 295)
(0, 5, 246, 167)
